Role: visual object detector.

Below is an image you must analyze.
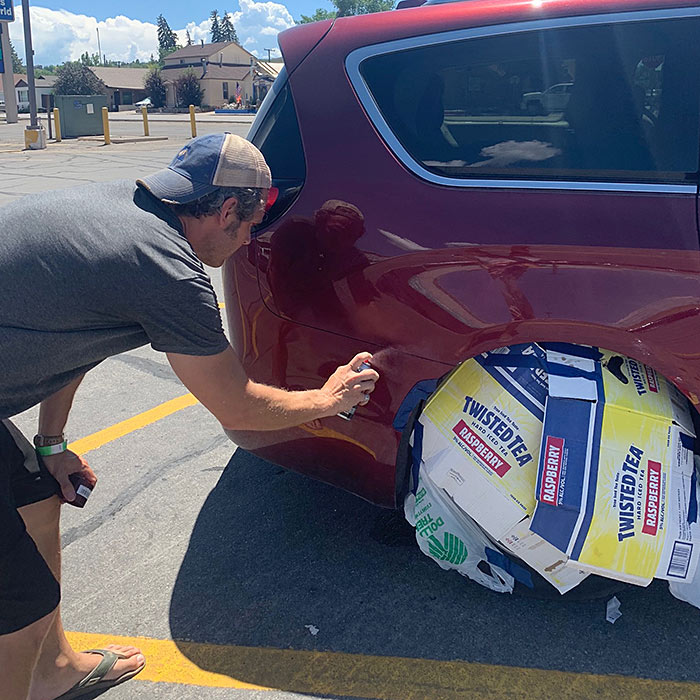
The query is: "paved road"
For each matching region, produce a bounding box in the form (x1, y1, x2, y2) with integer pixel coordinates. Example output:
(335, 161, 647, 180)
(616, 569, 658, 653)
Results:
(3, 118, 700, 700)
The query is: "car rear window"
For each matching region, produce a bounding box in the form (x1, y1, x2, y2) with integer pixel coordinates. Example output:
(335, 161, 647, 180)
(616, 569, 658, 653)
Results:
(359, 17, 700, 184)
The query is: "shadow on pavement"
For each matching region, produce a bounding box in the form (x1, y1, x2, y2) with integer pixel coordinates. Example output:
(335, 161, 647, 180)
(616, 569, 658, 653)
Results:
(169, 449, 700, 694)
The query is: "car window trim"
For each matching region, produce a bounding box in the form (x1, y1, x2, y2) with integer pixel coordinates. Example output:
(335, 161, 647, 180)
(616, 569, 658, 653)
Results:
(248, 66, 287, 144)
(345, 6, 700, 194)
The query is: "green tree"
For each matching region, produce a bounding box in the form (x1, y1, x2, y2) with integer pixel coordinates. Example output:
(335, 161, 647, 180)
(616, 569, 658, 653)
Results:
(185, 29, 193, 46)
(336, 0, 394, 14)
(174, 68, 203, 107)
(53, 62, 106, 95)
(157, 14, 179, 62)
(79, 51, 101, 66)
(10, 39, 25, 73)
(220, 12, 238, 43)
(299, 0, 393, 22)
(144, 67, 167, 107)
(299, 8, 336, 22)
(210, 10, 222, 42)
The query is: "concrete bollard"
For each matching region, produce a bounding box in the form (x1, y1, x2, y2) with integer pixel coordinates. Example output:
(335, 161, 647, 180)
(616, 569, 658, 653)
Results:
(53, 108, 61, 142)
(102, 106, 111, 145)
(142, 106, 149, 137)
(189, 105, 197, 138)
(24, 124, 47, 150)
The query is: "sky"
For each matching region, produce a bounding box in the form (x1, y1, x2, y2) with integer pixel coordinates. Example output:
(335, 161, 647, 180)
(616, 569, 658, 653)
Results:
(4, 0, 334, 66)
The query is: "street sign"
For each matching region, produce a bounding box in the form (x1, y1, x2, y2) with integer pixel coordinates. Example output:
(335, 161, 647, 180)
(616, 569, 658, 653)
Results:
(0, 0, 14, 22)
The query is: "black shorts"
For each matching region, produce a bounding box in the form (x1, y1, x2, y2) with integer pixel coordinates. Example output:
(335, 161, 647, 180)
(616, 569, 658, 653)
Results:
(0, 420, 62, 635)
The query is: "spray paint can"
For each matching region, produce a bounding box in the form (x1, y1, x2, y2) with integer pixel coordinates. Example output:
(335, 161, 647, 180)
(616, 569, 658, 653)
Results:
(337, 360, 372, 420)
(67, 471, 93, 508)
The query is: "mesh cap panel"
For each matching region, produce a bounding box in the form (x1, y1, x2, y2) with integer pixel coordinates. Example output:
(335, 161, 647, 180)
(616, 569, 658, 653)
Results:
(213, 134, 272, 189)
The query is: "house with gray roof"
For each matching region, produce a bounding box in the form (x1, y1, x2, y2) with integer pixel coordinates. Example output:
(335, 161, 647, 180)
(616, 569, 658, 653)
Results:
(161, 41, 278, 108)
(88, 66, 149, 111)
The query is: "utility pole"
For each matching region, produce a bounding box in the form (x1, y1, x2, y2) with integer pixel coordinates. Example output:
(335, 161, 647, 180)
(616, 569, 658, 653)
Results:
(20, 0, 37, 127)
(96, 26, 102, 64)
(264, 48, 275, 61)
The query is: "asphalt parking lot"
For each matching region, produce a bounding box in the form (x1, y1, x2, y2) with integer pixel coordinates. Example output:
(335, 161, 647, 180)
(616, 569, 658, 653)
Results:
(4, 113, 700, 700)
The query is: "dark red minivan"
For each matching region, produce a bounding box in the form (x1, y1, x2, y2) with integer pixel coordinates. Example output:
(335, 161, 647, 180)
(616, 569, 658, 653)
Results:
(223, 0, 700, 511)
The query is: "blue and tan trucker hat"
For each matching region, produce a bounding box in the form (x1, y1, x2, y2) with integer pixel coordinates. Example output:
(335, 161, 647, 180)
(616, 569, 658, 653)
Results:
(137, 132, 271, 204)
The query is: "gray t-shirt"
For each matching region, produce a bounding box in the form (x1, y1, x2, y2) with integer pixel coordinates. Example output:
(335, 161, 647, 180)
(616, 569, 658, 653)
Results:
(0, 180, 230, 419)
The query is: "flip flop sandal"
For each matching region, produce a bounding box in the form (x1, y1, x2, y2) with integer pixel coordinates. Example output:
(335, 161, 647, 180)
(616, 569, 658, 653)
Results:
(54, 648, 145, 699)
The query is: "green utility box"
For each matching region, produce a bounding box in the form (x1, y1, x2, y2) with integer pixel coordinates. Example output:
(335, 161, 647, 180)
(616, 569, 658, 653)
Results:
(54, 94, 108, 138)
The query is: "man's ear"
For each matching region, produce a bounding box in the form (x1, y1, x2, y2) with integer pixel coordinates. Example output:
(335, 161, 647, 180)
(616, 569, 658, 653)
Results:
(219, 196, 239, 223)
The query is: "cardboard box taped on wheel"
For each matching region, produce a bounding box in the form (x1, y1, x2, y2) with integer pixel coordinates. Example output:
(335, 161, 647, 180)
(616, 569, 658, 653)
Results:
(530, 345, 699, 587)
(412, 342, 700, 595)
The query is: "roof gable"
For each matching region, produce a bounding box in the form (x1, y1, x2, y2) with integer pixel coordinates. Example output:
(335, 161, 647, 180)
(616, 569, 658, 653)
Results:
(89, 67, 150, 89)
(201, 65, 250, 81)
(166, 41, 254, 61)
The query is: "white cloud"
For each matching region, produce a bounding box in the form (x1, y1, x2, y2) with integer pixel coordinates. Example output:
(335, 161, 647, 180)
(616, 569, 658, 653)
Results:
(7, 1, 294, 66)
(229, 0, 294, 57)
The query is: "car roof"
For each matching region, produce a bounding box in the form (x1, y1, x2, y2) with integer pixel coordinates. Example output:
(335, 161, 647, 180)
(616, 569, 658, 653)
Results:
(337, 0, 699, 35)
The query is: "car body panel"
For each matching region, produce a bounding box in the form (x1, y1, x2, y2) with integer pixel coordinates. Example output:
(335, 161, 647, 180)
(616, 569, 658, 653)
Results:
(225, 0, 700, 506)
(277, 19, 334, 75)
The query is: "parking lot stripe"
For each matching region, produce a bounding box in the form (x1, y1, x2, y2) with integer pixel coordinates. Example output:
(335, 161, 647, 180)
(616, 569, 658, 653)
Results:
(65, 630, 700, 699)
(68, 393, 198, 455)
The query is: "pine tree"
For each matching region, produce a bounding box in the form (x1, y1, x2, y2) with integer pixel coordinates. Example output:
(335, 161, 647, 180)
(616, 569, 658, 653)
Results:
(186, 29, 193, 46)
(210, 10, 222, 43)
(157, 14, 179, 61)
(220, 13, 238, 43)
(10, 39, 24, 73)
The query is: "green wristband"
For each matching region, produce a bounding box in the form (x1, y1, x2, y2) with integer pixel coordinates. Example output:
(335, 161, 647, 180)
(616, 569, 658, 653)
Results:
(35, 441, 68, 456)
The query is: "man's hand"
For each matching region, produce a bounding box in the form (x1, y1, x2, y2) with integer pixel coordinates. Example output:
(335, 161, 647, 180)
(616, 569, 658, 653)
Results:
(319, 352, 379, 418)
(42, 450, 97, 503)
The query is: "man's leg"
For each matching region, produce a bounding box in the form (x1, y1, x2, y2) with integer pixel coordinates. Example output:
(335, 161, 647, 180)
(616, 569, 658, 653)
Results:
(0, 591, 57, 700)
(0, 421, 62, 700)
(19, 496, 144, 700)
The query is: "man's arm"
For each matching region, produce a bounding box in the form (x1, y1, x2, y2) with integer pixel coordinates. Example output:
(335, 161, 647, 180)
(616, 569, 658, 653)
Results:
(37, 374, 96, 501)
(38, 374, 84, 436)
(167, 346, 378, 431)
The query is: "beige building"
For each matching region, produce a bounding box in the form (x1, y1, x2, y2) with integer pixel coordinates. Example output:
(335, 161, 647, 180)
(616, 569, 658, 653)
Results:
(89, 67, 149, 111)
(162, 41, 279, 109)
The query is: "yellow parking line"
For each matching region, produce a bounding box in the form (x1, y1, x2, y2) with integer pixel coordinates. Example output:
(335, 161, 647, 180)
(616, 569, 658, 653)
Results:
(68, 394, 198, 455)
(65, 630, 700, 699)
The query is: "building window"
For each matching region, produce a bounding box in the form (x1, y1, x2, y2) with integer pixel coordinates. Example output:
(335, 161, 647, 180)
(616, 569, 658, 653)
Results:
(18, 90, 29, 101)
(121, 91, 133, 105)
(223, 82, 229, 100)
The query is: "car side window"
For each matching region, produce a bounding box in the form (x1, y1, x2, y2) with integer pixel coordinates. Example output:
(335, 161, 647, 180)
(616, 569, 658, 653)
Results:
(359, 17, 700, 183)
(251, 79, 306, 181)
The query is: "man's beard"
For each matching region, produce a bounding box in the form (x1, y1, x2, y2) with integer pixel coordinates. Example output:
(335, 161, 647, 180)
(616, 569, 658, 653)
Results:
(224, 216, 243, 240)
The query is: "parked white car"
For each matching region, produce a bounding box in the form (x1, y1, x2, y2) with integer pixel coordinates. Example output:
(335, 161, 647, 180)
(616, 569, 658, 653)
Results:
(133, 97, 152, 111)
(520, 82, 573, 114)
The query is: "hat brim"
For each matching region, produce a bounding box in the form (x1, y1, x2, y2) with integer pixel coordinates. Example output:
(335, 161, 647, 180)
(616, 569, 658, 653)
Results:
(137, 167, 219, 204)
